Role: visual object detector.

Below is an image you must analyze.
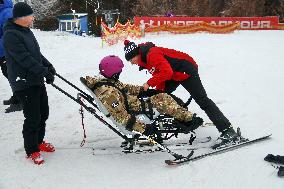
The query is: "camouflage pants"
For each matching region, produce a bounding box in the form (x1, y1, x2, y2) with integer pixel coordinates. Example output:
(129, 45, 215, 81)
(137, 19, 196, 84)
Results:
(149, 93, 193, 122)
(102, 93, 193, 134)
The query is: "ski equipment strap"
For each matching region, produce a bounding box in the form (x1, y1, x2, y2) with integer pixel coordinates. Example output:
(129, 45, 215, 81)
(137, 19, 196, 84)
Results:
(79, 97, 87, 147)
(138, 97, 154, 120)
(91, 81, 133, 114)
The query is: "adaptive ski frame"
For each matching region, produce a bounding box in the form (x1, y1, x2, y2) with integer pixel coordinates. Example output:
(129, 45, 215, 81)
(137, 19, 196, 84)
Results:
(51, 73, 194, 160)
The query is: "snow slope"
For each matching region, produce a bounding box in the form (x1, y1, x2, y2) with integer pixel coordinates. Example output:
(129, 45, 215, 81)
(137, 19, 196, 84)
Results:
(0, 30, 284, 189)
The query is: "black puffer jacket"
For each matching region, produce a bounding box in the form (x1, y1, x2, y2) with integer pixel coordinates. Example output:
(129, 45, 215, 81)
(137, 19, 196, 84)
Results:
(3, 19, 52, 92)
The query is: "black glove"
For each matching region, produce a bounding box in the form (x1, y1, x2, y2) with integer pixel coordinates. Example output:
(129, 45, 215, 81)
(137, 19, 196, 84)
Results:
(143, 124, 157, 136)
(45, 71, 55, 84)
(48, 65, 56, 75)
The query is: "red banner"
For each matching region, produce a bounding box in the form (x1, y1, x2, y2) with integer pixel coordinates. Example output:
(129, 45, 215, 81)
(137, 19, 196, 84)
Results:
(134, 16, 280, 30)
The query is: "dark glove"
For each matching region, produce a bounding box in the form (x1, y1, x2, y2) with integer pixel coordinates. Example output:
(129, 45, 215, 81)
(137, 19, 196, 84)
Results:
(45, 71, 55, 84)
(138, 89, 160, 98)
(142, 124, 157, 136)
(48, 65, 56, 75)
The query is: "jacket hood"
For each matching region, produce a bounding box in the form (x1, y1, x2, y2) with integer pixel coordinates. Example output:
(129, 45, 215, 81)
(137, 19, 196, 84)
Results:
(138, 42, 155, 63)
(0, 0, 13, 11)
(3, 18, 15, 31)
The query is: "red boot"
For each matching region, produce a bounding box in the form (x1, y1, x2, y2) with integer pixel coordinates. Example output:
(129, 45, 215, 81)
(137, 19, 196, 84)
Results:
(39, 141, 55, 152)
(27, 152, 44, 165)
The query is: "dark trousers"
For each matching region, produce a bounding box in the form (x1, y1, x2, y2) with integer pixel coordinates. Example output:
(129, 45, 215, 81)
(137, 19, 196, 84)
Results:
(15, 85, 49, 156)
(1, 58, 20, 103)
(164, 72, 231, 132)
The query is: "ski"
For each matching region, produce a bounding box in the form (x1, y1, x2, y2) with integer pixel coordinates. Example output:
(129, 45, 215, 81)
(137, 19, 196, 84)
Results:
(92, 145, 164, 155)
(165, 134, 272, 166)
(92, 136, 212, 155)
(154, 136, 212, 147)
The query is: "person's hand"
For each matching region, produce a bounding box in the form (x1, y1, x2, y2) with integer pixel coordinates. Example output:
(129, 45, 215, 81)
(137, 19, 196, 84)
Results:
(143, 83, 149, 91)
(48, 65, 56, 75)
(45, 71, 55, 84)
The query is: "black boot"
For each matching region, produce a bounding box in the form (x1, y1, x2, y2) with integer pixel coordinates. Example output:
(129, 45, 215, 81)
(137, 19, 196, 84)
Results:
(187, 114, 204, 131)
(3, 95, 19, 105)
(5, 103, 23, 113)
(212, 126, 238, 149)
(264, 154, 284, 165)
(3, 96, 13, 105)
(182, 114, 204, 133)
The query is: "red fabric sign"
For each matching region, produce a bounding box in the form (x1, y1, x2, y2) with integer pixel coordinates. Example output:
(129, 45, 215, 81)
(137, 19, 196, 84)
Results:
(134, 16, 279, 30)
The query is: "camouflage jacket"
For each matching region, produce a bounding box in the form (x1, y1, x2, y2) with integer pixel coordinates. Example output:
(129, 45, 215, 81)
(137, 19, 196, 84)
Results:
(85, 76, 147, 133)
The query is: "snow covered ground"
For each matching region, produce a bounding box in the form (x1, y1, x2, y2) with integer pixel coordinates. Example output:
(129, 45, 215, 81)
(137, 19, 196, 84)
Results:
(1, 29, 284, 189)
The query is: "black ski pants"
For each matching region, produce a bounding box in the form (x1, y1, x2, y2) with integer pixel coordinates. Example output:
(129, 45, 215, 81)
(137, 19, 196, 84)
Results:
(1, 57, 19, 104)
(15, 85, 49, 156)
(164, 72, 231, 132)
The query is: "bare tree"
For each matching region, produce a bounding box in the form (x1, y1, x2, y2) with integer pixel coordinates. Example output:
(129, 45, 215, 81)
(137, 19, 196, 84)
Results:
(223, 0, 266, 17)
(16, 0, 283, 31)
(264, 0, 284, 21)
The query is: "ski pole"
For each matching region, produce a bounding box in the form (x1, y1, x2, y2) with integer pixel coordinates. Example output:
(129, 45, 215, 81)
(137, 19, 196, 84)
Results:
(55, 73, 94, 102)
(183, 96, 193, 108)
(51, 83, 133, 142)
(51, 83, 79, 103)
(147, 137, 194, 160)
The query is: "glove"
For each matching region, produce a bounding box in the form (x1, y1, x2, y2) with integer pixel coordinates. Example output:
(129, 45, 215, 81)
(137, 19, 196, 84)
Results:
(48, 65, 56, 75)
(142, 124, 157, 136)
(45, 71, 55, 84)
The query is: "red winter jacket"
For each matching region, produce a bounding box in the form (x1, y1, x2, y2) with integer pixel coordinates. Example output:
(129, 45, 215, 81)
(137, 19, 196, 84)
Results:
(138, 42, 198, 91)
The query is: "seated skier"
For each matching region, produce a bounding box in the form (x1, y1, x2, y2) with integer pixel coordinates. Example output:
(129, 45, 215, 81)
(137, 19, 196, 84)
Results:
(83, 55, 203, 138)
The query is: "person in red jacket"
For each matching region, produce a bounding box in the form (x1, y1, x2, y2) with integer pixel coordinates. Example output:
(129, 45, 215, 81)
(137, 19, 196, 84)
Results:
(123, 40, 239, 148)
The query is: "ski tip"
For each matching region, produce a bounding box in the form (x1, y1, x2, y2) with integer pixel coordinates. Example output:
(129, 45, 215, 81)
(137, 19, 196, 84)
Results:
(260, 134, 272, 139)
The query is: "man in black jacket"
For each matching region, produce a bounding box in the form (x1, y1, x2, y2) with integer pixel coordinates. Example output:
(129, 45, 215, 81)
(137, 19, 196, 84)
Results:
(3, 2, 56, 165)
